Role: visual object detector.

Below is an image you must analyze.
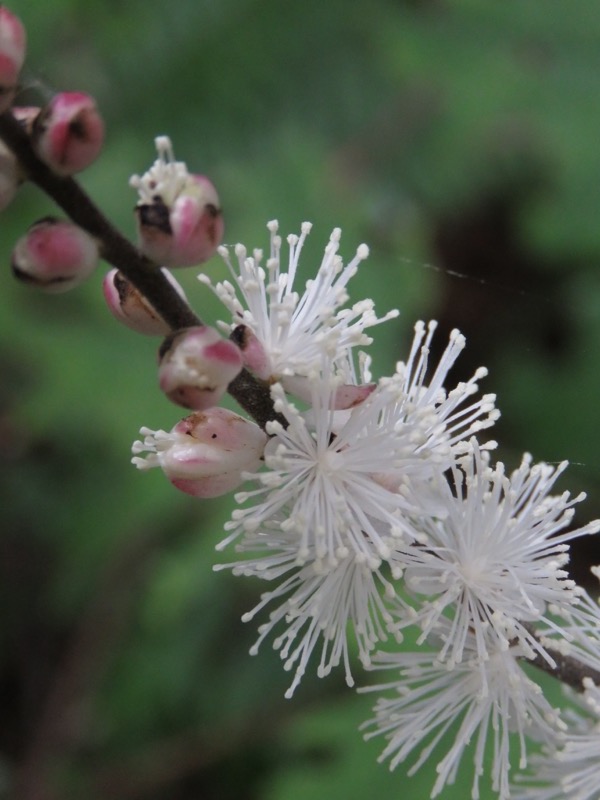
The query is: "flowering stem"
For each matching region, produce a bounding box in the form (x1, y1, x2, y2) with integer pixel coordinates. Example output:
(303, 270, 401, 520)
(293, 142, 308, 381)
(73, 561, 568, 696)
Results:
(0, 110, 283, 428)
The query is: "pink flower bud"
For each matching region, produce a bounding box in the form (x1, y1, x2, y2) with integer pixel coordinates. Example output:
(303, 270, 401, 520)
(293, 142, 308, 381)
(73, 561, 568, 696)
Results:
(231, 324, 272, 380)
(0, 137, 19, 210)
(103, 267, 188, 336)
(0, 7, 26, 113)
(130, 136, 223, 268)
(131, 408, 267, 498)
(32, 92, 104, 176)
(12, 217, 99, 292)
(158, 326, 243, 410)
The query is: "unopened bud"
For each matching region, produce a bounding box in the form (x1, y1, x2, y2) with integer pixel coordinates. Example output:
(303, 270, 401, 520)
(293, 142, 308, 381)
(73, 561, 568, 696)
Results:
(131, 408, 267, 498)
(131, 136, 224, 267)
(0, 7, 26, 113)
(12, 217, 99, 292)
(231, 324, 272, 380)
(32, 92, 104, 176)
(159, 325, 243, 410)
(0, 136, 19, 211)
(103, 267, 187, 336)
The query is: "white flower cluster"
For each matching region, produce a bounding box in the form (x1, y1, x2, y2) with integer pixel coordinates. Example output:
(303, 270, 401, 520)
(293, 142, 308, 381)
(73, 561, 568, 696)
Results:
(134, 220, 600, 800)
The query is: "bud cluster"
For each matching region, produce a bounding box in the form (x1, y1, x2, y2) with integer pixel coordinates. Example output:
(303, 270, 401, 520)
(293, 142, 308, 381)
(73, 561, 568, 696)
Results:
(0, 7, 241, 492)
(0, 7, 106, 294)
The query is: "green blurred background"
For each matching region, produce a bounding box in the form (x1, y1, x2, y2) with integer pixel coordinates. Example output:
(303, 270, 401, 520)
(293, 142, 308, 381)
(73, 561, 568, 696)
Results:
(2, 1, 600, 797)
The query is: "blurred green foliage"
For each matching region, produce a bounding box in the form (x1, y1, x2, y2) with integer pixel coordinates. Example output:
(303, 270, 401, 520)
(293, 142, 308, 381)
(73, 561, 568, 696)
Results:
(2, 1, 600, 798)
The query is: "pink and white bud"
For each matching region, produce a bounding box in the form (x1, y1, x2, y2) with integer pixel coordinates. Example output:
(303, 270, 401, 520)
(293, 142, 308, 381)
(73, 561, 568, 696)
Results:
(103, 267, 188, 336)
(231, 324, 272, 380)
(158, 325, 243, 410)
(0, 136, 19, 210)
(12, 217, 99, 292)
(0, 7, 26, 113)
(130, 136, 224, 268)
(131, 408, 267, 498)
(32, 92, 104, 176)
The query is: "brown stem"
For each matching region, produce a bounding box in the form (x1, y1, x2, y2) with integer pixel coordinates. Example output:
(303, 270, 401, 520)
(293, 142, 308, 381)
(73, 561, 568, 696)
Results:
(521, 625, 600, 691)
(0, 111, 284, 428)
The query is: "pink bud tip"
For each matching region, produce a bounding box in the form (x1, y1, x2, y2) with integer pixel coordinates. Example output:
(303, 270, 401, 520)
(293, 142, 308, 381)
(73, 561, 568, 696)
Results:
(12, 217, 99, 292)
(32, 92, 104, 176)
(158, 326, 243, 410)
(103, 268, 187, 336)
(0, 7, 26, 113)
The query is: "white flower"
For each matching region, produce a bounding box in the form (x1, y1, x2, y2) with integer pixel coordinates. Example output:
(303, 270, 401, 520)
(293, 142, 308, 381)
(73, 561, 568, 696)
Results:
(130, 135, 196, 207)
(395, 440, 600, 669)
(216, 538, 403, 697)
(219, 369, 419, 570)
(372, 319, 499, 482)
(218, 328, 498, 569)
(199, 220, 399, 384)
(360, 634, 564, 800)
(512, 679, 600, 800)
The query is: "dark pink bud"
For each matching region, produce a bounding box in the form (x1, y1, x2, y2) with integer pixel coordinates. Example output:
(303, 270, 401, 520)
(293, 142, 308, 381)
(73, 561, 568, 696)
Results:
(103, 267, 187, 336)
(0, 7, 26, 113)
(158, 325, 243, 410)
(131, 136, 224, 267)
(32, 92, 104, 176)
(131, 408, 267, 497)
(12, 217, 99, 292)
